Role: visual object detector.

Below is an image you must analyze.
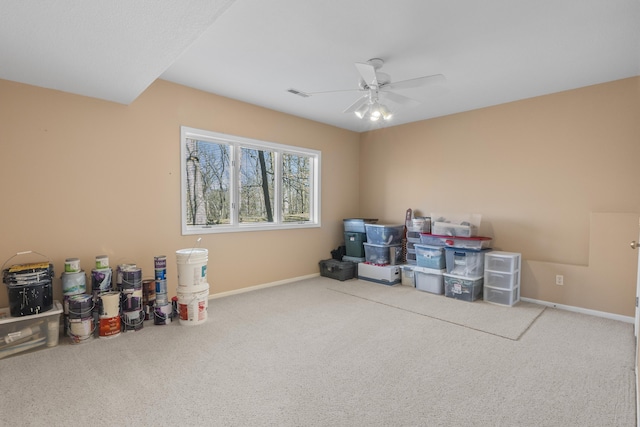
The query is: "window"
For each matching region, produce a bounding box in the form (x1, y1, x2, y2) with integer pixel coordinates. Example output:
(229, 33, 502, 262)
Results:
(181, 126, 321, 234)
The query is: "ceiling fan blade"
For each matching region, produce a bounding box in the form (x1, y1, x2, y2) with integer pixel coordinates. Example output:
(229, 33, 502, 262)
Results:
(384, 74, 446, 91)
(380, 91, 419, 106)
(305, 88, 364, 96)
(342, 95, 368, 114)
(355, 62, 378, 88)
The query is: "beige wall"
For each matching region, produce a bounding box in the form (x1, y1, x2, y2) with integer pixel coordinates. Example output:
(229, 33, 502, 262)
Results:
(0, 79, 360, 307)
(360, 77, 640, 316)
(1, 76, 639, 317)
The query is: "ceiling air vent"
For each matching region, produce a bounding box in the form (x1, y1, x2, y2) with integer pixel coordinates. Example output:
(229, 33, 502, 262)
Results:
(287, 88, 310, 98)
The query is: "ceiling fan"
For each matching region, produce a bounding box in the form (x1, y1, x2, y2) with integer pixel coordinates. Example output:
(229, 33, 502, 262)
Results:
(298, 58, 446, 122)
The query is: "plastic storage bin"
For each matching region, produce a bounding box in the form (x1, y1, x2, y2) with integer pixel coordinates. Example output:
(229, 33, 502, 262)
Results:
(443, 274, 483, 302)
(485, 251, 521, 273)
(0, 300, 62, 360)
(442, 236, 492, 250)
(343, 218, 378, 233)
(432, 222, 474, 237)
(401, 265, 416, 287)
(363, 242, 403, 265)
(445, 248, 491, 277)
(364, 224, 404, 245)
(430, 213, 481, 236)
(414, 267, 445, 294)
(419, 233, 448, 246)
(319, 259, 356, 281)
(414, 244, 446, 269)
(484, 285, 520, 306)
(344, 231, 367, 258)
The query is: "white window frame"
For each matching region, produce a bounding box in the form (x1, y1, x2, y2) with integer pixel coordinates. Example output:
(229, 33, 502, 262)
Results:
(181, 126, 321, 235)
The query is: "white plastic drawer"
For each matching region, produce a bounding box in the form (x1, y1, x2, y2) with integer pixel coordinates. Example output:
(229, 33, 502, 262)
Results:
(484, 285, 520, 307)
(484, 270, 519, 290)
(485, 252, 521, 273)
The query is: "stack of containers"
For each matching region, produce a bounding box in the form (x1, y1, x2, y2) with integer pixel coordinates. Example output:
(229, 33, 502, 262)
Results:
(153, 256, 172, 325)
(66, 293, 94, 344)
(483, 252, 521, 307)
(422, 214, 492, 302)
(91, 255, 116, 338)
(118, 265, 144, 332)
(142, 279, 156, 321)
(60, 257, 86, 337)
(176, 248, 209, 326)
(1, 251, 61, 357)
(413, 242, 447, 295)
(342, 218, 377, 263)
(402, 216, 431, 287)
(363, 224, 404, 266)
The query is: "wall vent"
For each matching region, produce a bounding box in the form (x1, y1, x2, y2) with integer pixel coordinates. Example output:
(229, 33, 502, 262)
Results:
(287, 88, 310, 98)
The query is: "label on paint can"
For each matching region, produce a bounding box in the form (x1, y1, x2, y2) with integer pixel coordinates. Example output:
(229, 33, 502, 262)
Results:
(154, 256, 167, 269)
(99, 316, 121, 337)
(155, 268, 166, 281)
(65, 258, 80, 273)
(95, 255, 109, 269)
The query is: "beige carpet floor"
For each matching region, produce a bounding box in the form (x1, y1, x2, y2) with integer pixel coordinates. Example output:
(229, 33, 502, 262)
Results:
(0, 276, 635, 426)
(328, 279, 546, 340)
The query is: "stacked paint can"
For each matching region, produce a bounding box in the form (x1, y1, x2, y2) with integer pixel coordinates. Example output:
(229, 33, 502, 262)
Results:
(91, 255, 116, 338)
(118, 265, 144, 332)
(66, 293, 94, 344)
(175, 248, 209, 326)
(2, 252, 54, 317)
(142, 279, 156, 320)
(153, 256, 172, 325)
(61, 257, 87, 339)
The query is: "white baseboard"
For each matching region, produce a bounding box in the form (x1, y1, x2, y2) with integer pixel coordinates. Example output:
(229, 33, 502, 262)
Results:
(521, 297, 634, 324)
(208, 273, 320, 300)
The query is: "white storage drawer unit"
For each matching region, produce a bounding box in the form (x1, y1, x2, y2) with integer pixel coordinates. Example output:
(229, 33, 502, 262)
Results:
(484, 251, 521, 306)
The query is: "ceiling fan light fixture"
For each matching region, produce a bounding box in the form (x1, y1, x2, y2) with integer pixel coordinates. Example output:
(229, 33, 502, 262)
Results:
(359, 101, 392, 122)
(354, 102, 370, 119)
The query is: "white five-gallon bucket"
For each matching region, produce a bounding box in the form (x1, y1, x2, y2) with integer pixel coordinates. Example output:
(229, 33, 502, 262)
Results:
(176, 248, 208, 287)
(177, 283, 209, 326)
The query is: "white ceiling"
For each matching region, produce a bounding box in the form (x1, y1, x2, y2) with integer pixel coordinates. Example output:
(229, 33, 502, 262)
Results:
(2, 0, 639, 133)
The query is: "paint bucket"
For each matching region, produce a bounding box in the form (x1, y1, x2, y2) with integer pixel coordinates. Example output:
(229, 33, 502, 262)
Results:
(177, 283, 209, 326)
(121, 289, 143, 312)
(61, 270, 86, 295)
(99, 291, 120, 318)
(116, 264, 136, 290)
(154, 256, 167, 281)
(175, 248, 208, 287)
(144, 303, 154, 321)
(98, 291, 120, 339)
(91, 268, 112, 293)
(121, 309, 144, 332)
(95, 255, 109, 270)
(155, 279, 167, 295)
(2, 254, 54, 316)
(64, 258, 80, 273)
(142, 279, 156, 303)
(121, 268, 142, 290)
(66, 293, 94, 344)
(6, 281, 53, 317)
(155, 292, 168, 305)
(153, 303, 173, 325)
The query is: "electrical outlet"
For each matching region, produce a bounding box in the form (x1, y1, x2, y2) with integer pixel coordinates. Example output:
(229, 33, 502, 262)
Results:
(556, 275, 564, 286)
